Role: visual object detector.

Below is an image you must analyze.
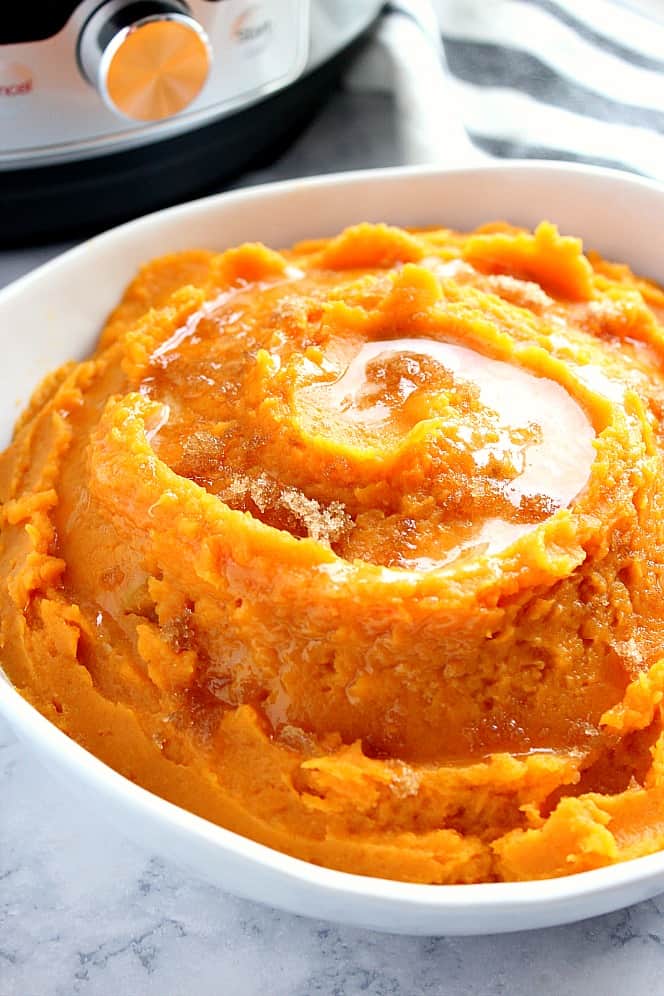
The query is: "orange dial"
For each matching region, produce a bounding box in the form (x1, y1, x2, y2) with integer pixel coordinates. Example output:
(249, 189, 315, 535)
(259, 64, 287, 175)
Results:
(104, 17, 211, 121)
(79, 3, 212, 123)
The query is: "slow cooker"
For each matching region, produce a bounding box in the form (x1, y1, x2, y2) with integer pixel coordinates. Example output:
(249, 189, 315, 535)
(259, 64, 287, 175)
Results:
(1, 1, 383, 243)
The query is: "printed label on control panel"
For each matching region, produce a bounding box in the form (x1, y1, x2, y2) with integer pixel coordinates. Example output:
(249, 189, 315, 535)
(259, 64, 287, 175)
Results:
(0, 61, 33, 97)
(231, 5, 273, 55)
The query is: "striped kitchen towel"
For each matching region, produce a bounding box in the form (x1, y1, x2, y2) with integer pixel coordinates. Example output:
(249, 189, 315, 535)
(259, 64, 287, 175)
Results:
(356, 0, 664, 179)
(436, 0, 664, 177)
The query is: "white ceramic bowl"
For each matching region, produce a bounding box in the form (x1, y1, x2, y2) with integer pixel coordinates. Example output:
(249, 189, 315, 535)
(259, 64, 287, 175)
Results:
(2, 163, 664, 935)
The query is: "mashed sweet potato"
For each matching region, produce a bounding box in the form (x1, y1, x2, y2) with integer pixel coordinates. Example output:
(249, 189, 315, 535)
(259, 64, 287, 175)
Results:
(3, 220, 664, 884)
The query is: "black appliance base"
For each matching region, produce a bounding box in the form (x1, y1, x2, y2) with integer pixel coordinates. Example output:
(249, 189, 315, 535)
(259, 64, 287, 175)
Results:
(1, 33, 371, 246)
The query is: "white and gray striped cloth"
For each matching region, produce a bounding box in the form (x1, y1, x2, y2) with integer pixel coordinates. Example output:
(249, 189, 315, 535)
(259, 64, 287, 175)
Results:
(347, 0, 664, 180)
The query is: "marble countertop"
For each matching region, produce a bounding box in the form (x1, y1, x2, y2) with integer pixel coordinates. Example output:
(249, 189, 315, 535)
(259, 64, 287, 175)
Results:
(2, 86, 664, 996)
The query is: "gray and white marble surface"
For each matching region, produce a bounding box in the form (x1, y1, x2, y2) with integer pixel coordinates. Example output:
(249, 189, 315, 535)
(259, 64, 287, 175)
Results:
(2, 86, 664, 996)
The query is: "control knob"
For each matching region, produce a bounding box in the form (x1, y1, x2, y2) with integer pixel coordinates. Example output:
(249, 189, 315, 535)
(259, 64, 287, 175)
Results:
(79, 0, 211, 122)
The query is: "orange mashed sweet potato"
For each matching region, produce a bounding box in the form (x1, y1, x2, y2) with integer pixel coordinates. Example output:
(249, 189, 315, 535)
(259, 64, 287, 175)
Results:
(3, 220, 664, 884)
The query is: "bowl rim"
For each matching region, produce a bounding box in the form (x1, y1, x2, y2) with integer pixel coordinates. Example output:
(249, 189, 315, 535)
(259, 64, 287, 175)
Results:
(2, 159, 664, 914)
(1, 159, 663, 304)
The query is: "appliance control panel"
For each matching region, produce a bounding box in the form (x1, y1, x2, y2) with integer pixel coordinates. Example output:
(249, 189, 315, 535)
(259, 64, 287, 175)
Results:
(0, 0, 310, 166)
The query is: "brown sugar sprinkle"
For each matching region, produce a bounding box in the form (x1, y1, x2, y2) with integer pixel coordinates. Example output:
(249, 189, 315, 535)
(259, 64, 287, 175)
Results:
(177, 430, 225, 480)
(279, 488, 351, 546)
(484, 274, 554, 313)
(163, 607, 196, 653)
(222, 473, 352, 546)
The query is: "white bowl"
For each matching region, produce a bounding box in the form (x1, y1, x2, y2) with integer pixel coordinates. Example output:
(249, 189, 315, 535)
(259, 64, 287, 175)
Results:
(2, 163, 664, 935)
